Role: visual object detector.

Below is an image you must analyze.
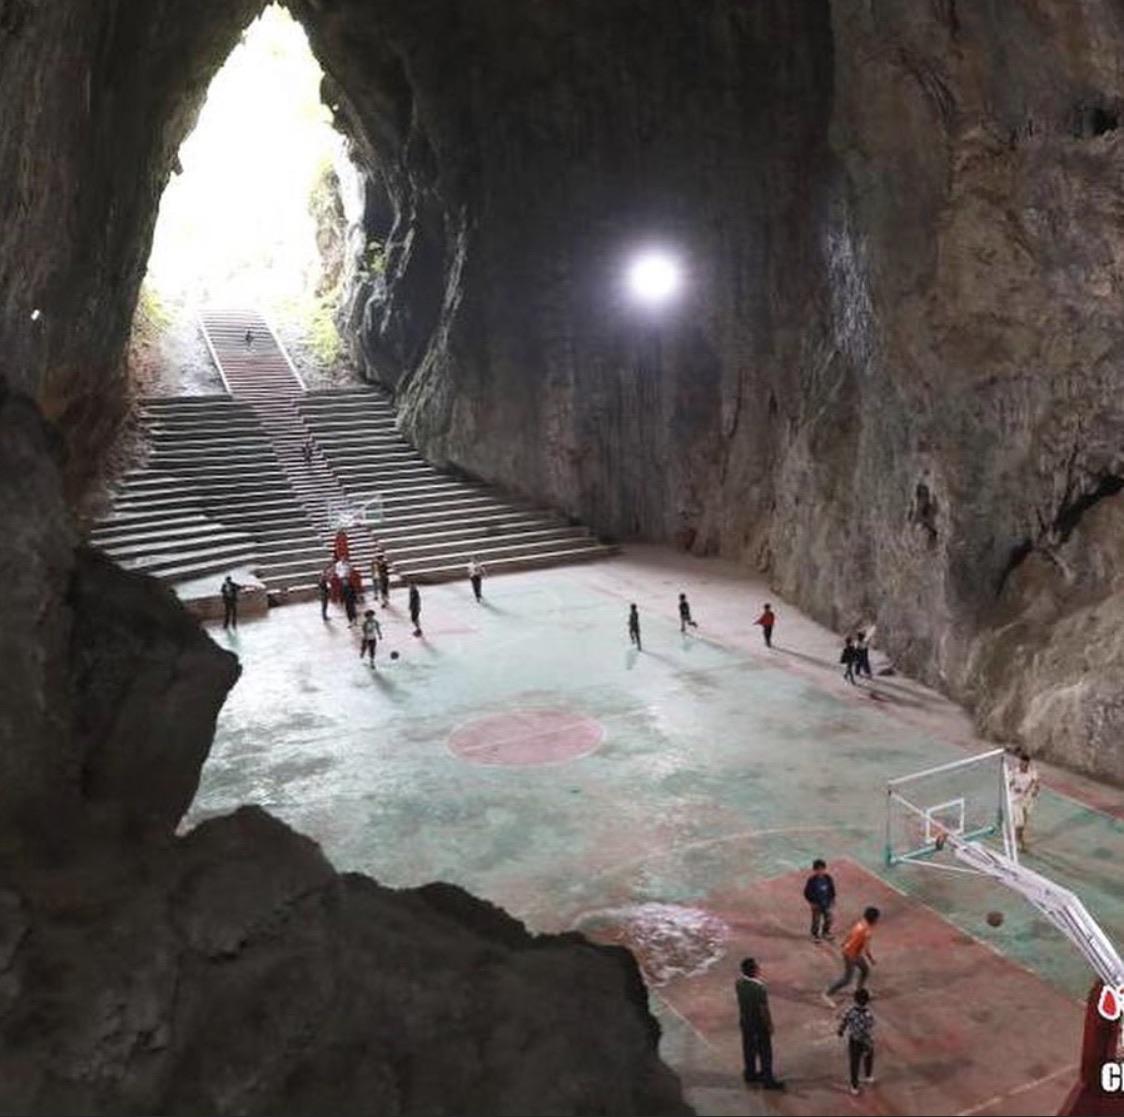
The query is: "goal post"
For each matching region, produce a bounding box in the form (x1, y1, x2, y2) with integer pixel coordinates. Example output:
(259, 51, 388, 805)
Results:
(884, 747, 1124, 1044)
(885, 748, 1015, 867)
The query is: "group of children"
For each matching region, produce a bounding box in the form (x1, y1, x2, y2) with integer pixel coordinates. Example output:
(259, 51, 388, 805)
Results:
(840, 631, 874, 684)
(320, 547, 489, 668)
(738, 858, 882, 1096)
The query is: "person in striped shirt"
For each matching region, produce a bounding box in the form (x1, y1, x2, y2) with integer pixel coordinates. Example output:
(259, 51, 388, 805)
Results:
(837, 987, 876, 1095)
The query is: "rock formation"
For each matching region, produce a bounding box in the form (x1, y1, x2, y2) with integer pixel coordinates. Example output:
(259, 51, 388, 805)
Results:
(0, 0, 1119, 821)
(297, 0, 1124, 780)
(0, 390, 687, 1114)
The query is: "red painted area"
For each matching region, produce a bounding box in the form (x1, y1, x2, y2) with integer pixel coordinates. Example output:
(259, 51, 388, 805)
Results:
(656, 859, 1085, 1115)
(448, 709, 604, 766)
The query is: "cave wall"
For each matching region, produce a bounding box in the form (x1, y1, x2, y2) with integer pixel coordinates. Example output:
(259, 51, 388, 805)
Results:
(0, 7, 693, 1110)
(2, 0, 1122, 805)
(0, 0, 262, 409)
(306, 0, 1124, 780)
(785, 0, 1124, 781)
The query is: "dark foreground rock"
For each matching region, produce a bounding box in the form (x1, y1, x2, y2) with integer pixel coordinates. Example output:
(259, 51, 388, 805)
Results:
(0, 396, 688, 1116)
(2, 3, 1121, 784)
(0, 809, 687, 1115)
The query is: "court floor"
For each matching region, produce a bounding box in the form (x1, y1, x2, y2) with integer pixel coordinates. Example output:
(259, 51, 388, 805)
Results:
(189, 545, 1123, 1116)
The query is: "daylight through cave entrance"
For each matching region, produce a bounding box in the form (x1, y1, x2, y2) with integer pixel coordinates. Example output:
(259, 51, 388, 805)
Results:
(133, 5, 363, 393)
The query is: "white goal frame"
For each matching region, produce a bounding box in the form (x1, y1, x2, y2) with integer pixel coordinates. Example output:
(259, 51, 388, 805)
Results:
(886, 749, 1124, 991)
(885, 748, 1015, 869)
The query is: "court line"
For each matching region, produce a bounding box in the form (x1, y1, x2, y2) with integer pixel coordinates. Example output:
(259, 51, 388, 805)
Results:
(521, 825, 873, 923)
(954, 1063, 1078, 1116)
(872, 858, 1087, 1007)
(451, 712, 602, 754)
(651, 989, 724, 1057)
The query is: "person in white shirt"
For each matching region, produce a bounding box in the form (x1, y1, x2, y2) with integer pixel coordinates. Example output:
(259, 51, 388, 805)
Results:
(359, 610, 383, 667)
(1007, 751, 1041, 852)
(467, 557, 486, 603)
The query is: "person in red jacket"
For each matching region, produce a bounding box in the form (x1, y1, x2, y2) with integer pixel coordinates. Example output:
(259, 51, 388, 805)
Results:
(755, 603, 776, 648)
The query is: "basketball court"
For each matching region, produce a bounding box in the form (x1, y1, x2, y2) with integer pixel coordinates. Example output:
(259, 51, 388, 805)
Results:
(190, 545, 1124, 1115)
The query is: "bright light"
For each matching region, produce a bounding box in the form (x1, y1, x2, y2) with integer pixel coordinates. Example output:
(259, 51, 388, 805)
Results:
(626, 250, 682, 306)
(144, 6, 354, 310)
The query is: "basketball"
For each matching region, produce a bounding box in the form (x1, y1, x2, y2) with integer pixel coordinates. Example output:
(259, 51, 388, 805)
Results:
(986, 910, 1004, 927)
(390, 650, 399, 660)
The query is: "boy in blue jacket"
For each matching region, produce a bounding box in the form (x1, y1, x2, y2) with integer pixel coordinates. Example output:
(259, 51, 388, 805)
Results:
(804, 858, 836, 942)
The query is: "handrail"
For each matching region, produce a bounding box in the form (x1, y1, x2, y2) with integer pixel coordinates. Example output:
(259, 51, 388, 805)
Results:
(195, 313, 234, 396)
(259, 308, 308, 393)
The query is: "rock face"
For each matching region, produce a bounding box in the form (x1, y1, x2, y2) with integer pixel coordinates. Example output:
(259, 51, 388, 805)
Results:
(296, 0, 1124, 780)
(0, 13, 1121, 780)
(0, 805, 686, 1115)
(0, 385, 687, 1114)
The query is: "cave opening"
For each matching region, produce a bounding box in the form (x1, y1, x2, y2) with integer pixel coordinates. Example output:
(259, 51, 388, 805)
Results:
(132, 4, 365, 395)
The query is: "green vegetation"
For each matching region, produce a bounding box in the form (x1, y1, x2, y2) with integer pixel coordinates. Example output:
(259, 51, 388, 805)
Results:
(361, 239, 386, 279)
(135, 283, 173, 333)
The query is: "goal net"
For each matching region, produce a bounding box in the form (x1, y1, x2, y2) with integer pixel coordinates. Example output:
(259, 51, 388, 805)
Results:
(885, 748, 1015, 867)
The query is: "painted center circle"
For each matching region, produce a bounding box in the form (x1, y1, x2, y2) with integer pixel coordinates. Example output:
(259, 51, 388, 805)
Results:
(448, 709, 604, 767)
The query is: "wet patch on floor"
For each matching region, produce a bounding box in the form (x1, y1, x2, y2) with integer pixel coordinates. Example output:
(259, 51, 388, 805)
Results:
(574, 902, 730, 986)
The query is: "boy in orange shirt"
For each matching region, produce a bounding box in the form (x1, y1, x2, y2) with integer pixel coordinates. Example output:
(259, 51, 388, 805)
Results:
(823, 906, 880, 1006)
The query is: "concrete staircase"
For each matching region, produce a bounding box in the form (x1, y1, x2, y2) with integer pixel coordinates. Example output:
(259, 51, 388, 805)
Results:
(92, 309, 615, 598)
(90, 396, 325, 590)
(297, 389, 614, 582)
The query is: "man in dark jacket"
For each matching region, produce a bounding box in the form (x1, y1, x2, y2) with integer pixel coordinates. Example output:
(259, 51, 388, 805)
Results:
(408, 581, 422, 636)
(804, 858, 837, 942)
(220, 575, 241, 630)
(736, 958, 785, 1090)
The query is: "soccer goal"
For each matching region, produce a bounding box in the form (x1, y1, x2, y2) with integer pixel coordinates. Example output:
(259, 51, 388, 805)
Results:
(885, 748, 1016, 869)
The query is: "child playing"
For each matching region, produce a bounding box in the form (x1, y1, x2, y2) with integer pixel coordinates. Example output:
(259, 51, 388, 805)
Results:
(628, 603, 642, 651)
(837, 988, 876, 1095)
(803, 858, 836, 942)
(359, 610, 383, 667)
(678, 592, 699, 633)
(840, 635, 857, 684)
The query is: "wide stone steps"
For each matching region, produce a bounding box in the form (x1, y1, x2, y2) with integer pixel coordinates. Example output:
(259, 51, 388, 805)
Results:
(90, 311, 614, 599)
(92, 389, 324, 591)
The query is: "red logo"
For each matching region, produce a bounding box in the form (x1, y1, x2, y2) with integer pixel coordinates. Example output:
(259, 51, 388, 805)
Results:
(1098, 984, 1124, 1021)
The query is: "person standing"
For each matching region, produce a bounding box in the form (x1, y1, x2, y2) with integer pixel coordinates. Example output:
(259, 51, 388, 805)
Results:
(855, 631, 873, 679)
(628, 603, 642, 651)
(408, 580, 422, 637)
(301, 435, 314, 467)
(841, 636, 857, 684)
(736, 958, 785, 1090)
(837, 988, 876, 1095)
(804, 858, 836, 942)
(467, 556, 486, 603)
(342, 577, 358, 627)
(317, 569, 330, 621)
(359, 610, 383, 667)
(823, 907, 880, 1005)
(220, 575, 242, 630)
(377, 557, 391, 608)
(1007, 751, 1041, 853)
(244, 328, 254, 349)
(678, 592, 698, 633)
(755, 603, 776, 648)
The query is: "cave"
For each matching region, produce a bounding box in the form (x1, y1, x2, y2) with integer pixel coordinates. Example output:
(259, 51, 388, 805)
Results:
(2, 1, 1123, 1114)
